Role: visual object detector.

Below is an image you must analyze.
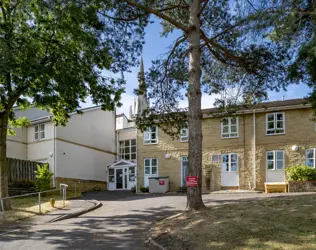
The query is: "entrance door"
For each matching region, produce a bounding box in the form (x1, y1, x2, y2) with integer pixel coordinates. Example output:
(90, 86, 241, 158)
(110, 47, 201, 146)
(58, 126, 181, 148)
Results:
(221, 153, 239, 187)
(116, 169, 123, 189)
(266, 151, 285, 182)
(144, 158, 158, 187)
(181, 156, 188, 187)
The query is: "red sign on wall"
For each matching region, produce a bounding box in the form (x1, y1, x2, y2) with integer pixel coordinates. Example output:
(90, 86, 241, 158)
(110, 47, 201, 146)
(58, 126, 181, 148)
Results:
(186, 176, 198, 187)
(159, 180, 165, 185)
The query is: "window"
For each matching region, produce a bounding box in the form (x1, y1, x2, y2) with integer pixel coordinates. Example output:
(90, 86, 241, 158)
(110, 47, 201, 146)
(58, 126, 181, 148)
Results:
(221, 117, 238, 138)
(222, 153, 238, 172)
(144, 126, 158, 144)
(181, 156, 188, 186)
(34, 123, 45, 140)
(129, 167, 136, 182)
(108, 169, 115, 183)
(266, 151, 284, 170)
(306, 149, 316, 168)
(212, 154, 220, 163)
(180, 127, 189, 142)
(119, 139, 136, 161)
(144, 158, 158, 175)
(266, 113, 285, 135)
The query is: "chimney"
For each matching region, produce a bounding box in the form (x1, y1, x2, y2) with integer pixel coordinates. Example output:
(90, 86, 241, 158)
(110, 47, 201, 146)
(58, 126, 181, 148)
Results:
(129, 105, 133, 119)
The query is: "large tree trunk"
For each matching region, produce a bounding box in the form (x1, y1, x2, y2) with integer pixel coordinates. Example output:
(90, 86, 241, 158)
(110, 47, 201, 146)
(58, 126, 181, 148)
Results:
(0, 113, 10, 210)
(187, 0, 205, 210)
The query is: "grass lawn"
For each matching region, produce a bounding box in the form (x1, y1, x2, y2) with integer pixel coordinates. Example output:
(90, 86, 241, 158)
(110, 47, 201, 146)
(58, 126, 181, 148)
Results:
(150, 194, 316, 250)
(1, 190, 80, 223)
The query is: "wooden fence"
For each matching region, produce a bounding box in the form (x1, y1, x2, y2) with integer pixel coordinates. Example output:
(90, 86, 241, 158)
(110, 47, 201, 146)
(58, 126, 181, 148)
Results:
(7, 158, 47, 184)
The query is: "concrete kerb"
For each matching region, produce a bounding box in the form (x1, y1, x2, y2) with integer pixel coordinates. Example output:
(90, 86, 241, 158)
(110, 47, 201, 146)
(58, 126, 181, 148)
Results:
(49, 199, 102, 223)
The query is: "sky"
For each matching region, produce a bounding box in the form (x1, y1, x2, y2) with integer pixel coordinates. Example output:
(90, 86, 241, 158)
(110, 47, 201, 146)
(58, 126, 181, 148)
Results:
(111, 19, 311, 116)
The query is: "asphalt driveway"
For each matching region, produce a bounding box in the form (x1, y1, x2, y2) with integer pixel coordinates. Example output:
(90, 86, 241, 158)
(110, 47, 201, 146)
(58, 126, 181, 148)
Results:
(0, 191, 311, 249)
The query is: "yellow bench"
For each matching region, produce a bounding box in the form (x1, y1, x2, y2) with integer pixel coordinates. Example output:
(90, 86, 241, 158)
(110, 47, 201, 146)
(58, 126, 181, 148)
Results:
(265, 182, 287, 193)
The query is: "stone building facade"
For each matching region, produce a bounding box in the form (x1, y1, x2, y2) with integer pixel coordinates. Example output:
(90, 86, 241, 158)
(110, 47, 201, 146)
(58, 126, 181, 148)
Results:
(136, 99, 316, 192)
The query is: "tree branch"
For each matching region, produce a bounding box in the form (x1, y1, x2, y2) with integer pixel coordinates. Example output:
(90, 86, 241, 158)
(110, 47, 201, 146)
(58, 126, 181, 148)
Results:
(122, 0, 189, 32)
(98, 11, 146, 21)
(198, 0, 209, 16)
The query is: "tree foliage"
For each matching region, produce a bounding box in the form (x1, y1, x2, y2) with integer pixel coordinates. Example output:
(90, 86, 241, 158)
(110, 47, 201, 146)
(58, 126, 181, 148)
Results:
(0, 0, 147, 123)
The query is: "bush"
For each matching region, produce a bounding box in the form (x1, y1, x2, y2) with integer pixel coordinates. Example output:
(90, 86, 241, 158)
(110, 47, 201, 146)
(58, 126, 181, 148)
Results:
(35, 164, 54, 192)
(140, 186, 149, 193)
(10, 180, 35, 189)
(131, 186, 136, 193)
(286, 166, 316, 181)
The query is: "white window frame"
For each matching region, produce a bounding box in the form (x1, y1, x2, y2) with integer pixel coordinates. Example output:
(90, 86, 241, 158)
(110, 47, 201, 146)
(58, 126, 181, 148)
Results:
(221, 153, 238, 172)
(108, 168, 115, 183)
(144, 126, 158, 144)
(119, 139, 136, 161)
(306, 148, 316, 168)
(180, 127, 189, 142)
(34, 123, 45, 141)
(181, 156, 188, 186)
(221, 117, 238, 138)
(266, 150, 284, 170)
(266, 112, 285, 135)
(144, 158, 158, 176)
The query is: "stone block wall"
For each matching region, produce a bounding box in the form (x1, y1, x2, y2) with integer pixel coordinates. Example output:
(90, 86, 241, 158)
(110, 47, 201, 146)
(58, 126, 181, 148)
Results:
(55, 177, 107, 192)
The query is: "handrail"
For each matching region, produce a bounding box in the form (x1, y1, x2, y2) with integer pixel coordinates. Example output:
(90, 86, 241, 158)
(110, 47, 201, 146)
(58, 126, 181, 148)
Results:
(0, 188, 60, 201)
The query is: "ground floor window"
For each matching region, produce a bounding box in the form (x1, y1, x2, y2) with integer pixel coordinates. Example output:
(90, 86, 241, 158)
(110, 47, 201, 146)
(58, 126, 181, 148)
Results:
(222, 153, 238, 172)
(144, 158, 158, 175)
(267, 151, 284, 170)
(109, 169, 115, 183)
(181, 156, 188, 186)
(306, 149, 316, 168)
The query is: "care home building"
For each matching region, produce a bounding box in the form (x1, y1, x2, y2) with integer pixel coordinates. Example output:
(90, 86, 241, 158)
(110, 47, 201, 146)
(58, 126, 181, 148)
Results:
(135, 98, 316, 192)
(8, 106, 116, 190)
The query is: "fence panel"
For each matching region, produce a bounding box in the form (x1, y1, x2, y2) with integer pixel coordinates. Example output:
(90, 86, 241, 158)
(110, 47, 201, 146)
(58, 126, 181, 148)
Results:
(7, 158, 47, 184)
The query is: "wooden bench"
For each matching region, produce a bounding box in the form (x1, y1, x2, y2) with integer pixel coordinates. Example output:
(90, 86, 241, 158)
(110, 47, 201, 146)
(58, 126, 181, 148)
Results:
(265, 182, 287, 193)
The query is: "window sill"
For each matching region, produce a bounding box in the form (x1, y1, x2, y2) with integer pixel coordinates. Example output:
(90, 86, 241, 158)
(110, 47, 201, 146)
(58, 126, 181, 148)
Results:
(266, 132, 285, 136)
(143, 142, 158, 145)
(221, 136, 239, 139)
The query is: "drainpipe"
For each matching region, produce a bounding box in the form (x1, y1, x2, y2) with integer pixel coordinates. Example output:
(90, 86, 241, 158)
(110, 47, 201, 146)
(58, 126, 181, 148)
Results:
(52, 123, 56, 187)
(253, 110, 256, 190)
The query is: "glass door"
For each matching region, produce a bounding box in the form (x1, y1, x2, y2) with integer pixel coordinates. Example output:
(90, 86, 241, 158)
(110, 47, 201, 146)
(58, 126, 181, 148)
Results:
(116, 169, 123, 189)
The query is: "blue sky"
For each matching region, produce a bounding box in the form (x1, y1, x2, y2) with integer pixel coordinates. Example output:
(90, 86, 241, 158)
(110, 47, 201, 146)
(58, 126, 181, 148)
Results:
(114, 20, 311, 116)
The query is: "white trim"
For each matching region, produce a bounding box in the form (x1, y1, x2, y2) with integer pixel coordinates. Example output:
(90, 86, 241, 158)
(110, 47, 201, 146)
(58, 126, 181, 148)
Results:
(266, 112, 285, 136)
(266, 150, 285, 171)
(180, 127, 189, 142)
(118, 139, 137, 162)
(144, 158, 159, 187)
(34, 123, 46, 141)
(221, 117, 239, 139)
(143, 126, 158, 145)
(221, 153, 238, 172)
(180, 156, 188, 187)
(306, 148, 316, 168)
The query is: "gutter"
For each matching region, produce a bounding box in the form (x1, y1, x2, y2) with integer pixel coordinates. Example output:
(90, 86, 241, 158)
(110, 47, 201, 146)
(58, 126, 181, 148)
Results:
(253, 110, 256, 190)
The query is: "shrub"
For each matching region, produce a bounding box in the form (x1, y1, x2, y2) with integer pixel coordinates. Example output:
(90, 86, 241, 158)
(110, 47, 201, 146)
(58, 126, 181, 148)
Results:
(35, 164, 54, 192)
(10, 180, 35, 189)
(140, 186, 149, 193)
(131, 186, 136, 193)
(286, 166, 316, 181)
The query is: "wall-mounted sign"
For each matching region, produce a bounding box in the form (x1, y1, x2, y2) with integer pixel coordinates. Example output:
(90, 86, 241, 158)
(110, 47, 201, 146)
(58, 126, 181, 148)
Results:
(159, 180, 165, 185)
(186, 176, 198, 186)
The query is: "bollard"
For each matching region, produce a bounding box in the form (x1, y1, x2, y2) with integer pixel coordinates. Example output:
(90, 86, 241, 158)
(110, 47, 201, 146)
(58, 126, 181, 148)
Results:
(75, 183, 77, 198)
(1, 200, 5, 222)
(38, 193, 41, 214)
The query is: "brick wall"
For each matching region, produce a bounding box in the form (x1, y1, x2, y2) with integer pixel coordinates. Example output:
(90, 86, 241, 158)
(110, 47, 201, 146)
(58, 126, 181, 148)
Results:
(137, 107, 316, 192)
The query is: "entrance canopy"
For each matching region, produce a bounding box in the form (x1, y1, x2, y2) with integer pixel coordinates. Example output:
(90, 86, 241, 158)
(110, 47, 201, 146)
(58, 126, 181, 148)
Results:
(107, 160, 136, 191)
(108, 159, 136, 169)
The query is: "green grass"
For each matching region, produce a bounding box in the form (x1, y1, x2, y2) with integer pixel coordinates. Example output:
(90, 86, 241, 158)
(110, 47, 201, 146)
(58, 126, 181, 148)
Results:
(0, 190, 81, 223)
(151, 194, 316, 250)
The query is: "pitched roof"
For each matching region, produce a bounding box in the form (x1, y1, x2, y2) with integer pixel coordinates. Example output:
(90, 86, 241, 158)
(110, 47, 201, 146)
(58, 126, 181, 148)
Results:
(202, 98, 310, 114)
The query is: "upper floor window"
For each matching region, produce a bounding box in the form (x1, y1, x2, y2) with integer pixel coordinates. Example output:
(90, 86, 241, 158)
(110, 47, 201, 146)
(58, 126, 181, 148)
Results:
(180, 127, 189, 142)
(221, 117, 238, 138)
(306, 149, 316, 168)
(144, 126, 158, 144)
(35, 123, 45, 140)
(267, 151, 284, 170)
(266, 112, 285, 135)
(222, 153, 238, 172)
(119, 139, 136, 161)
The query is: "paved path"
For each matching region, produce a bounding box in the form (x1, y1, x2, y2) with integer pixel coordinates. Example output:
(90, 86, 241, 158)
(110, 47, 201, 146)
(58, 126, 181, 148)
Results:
(0, 191, 313, 250)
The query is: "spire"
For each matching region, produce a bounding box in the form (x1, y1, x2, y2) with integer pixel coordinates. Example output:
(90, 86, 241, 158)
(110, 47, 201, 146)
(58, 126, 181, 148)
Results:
(134, 55, 149, 116)
(139, 56, 144, 87)
(140, 55, 144, 74)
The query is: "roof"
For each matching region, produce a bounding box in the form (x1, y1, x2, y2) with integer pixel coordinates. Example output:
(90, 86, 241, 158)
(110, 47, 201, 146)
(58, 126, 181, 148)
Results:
(202, 98, 310, 115)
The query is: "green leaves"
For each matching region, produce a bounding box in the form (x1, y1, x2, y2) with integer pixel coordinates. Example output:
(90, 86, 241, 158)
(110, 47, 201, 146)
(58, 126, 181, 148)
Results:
(0, 0, 146, 124)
